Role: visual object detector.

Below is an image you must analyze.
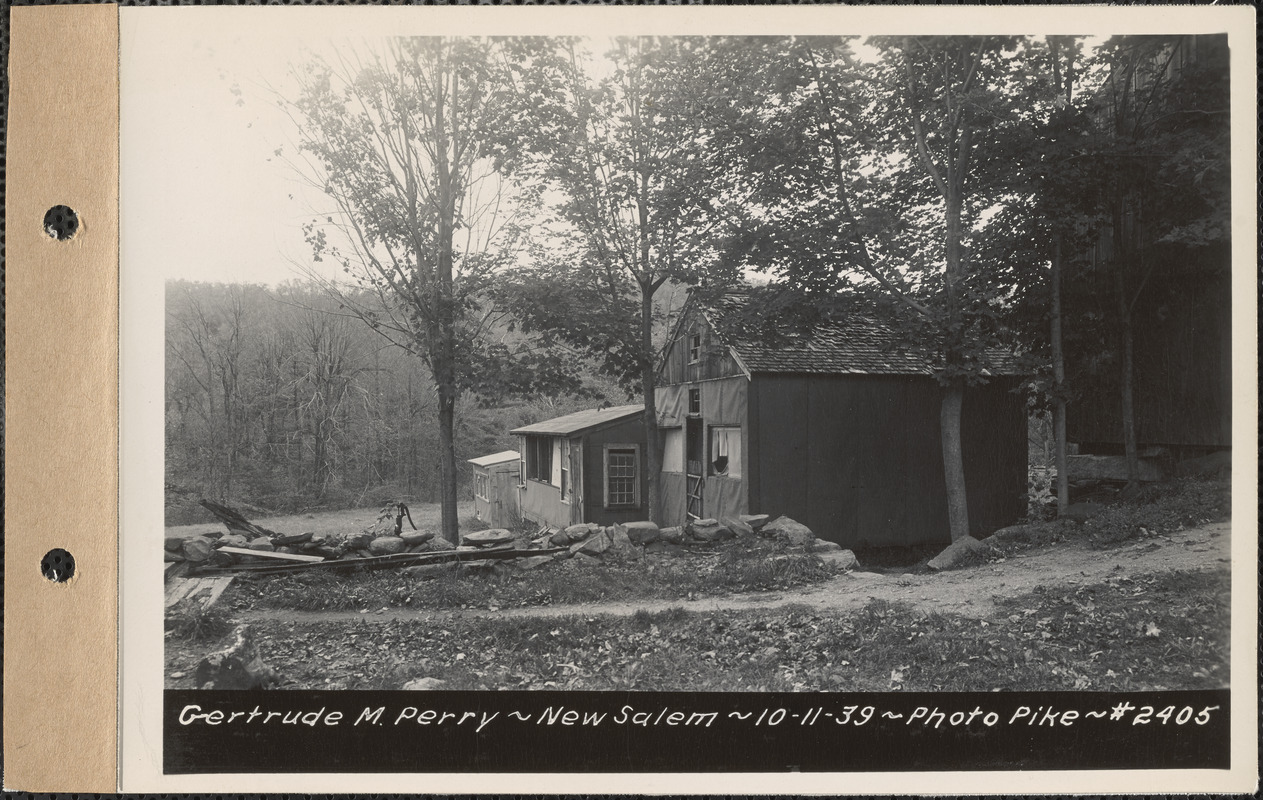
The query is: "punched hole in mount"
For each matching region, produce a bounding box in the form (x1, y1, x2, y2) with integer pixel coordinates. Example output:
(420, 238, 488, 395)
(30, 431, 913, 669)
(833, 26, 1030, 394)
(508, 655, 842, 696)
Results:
(43, 205, 79, 240)
(41, 548, 76, 582)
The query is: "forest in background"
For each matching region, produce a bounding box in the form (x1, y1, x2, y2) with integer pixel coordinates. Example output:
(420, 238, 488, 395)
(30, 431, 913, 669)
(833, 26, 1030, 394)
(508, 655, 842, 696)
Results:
(164, 35, 1229, 532)
(164, 279, 631, 522)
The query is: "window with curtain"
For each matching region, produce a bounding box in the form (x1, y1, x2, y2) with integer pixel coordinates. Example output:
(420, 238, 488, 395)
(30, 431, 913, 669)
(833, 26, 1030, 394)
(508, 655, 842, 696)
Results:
(524, 435, 553, 483)
(709, 426, 741, 478)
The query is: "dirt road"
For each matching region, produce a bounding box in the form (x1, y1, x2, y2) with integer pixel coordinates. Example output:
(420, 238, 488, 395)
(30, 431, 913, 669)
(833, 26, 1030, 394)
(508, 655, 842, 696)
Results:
(237, 521, 1232, 625)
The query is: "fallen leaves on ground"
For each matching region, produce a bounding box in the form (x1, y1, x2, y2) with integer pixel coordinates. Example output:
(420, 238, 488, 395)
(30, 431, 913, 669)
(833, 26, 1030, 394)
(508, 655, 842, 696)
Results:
(166, 568, 1230, 693)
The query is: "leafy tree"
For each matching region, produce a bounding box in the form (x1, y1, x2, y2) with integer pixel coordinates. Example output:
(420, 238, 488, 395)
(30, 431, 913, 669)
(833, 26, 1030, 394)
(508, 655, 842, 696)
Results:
(704, 36, 1034, 542)
(1074, 35, 1230, 482)
(278, 38, 575, 540)
(494, 37, 745, 523)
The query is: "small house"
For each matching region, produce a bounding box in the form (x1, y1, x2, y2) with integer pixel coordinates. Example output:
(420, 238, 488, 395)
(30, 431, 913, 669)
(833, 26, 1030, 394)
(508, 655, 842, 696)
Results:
(510, 405, 648, 530)
(468, 450, 521, 529)
(655, 293, 1028, 549)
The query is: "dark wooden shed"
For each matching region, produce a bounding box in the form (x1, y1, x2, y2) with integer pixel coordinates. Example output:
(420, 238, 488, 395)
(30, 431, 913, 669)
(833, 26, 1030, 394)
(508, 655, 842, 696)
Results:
(510, 405, 648, 530)
(655, 294, 1028, 549)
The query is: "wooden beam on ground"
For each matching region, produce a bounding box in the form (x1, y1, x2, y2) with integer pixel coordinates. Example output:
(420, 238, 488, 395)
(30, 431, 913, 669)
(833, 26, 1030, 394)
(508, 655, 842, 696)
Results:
(165, 575, 235, 612)
(191, 546, 567, 577)
(217, 546, 325, 562)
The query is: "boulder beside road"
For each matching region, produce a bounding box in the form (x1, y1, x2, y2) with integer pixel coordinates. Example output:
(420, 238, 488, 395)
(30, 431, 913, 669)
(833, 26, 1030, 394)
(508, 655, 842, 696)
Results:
(927, 536, 988, 572)
(368, 536, 407, 556)
(620, 521, 660, 545)
(763, 516, 815, 547)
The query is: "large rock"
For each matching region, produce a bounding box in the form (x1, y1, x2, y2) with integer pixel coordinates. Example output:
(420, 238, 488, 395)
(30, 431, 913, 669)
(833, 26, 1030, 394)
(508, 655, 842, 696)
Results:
(400, 530, 435, 547)
(248, 537, 274, 552)
(164, 550, 183, 563)
(550, 529, 573, 547)
(426, 536, 456, 552)
(808, 540, 842, 553)
(689, 519, 733, 542)
(181, 537, 215, 563)
(605, 526, 641, 561)
(658, 526, 684, 544)
(927, 536, 988, 572)
(740, 514, 771, 531)
(817, 548, 859, 570)
(619, 521, 660, 545)
(193, 625, 278, 690)
(570, 530, 611, 556)
(721, 516, 755, 538)
(369, 536, 407, 556)
(561, 524, 592, 544)
(345, 531, 373, 550)
(763, 516, 815, 547)
(462, 529, 516, 547)
(164, 535, 186, 553)
(217, 533, 249, 550)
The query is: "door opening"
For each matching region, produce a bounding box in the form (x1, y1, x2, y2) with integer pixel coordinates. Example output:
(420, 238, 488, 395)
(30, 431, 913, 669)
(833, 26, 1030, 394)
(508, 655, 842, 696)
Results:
(686, 417, 704, 520)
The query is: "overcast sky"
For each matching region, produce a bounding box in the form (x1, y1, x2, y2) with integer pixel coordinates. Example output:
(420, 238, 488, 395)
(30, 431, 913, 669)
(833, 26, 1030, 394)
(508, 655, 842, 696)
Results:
(118, 7, 1212, 289)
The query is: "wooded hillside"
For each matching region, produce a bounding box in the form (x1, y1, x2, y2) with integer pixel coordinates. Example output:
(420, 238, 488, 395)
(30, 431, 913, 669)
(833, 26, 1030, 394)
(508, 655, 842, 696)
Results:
(165, 280, 622, 521)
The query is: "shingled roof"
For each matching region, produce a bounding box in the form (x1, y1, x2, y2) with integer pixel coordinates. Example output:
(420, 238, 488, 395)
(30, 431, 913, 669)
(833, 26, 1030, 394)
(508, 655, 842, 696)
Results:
(700, 293, 1024, 377)
(727, 317, 940, 376)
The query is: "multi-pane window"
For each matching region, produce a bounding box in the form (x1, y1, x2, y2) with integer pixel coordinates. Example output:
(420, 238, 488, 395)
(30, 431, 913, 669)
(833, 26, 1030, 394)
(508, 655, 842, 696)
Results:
(475, 472, 489, 500)
(688, 332, 702, 363)
(524, 435, 553, 482)
(688, 387, 701, 415)
(605, 445, 639, 508)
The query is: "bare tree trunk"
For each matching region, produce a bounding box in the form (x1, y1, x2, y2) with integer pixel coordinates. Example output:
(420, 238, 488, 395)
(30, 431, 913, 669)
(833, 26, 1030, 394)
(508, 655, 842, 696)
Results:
(639, 285, 661, 525)
(433, 62, 461, 544)
(941, 189, 971, 542)
(1117, 285, 1140, 484)
(1050, 236, 1070, 513)
(1111, 204, 1141, 486)
(940, 384, 970, 541)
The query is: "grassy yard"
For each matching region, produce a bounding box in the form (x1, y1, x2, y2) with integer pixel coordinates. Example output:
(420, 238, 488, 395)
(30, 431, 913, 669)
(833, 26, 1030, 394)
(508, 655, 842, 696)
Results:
(167, 568, 1228, 692)
(165, 501, 477, 540)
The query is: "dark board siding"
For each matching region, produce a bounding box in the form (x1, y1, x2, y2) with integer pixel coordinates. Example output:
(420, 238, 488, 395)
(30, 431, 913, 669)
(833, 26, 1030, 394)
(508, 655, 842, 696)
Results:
(1067, 253, 1231, 448)
(750, 375, 1026, 548)
(582, 418, 651, 526)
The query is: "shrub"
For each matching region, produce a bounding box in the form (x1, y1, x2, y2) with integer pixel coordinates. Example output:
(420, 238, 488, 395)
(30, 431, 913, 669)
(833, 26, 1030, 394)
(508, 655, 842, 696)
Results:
(165, 600, 235, 641)
(1083, 478, 1229, 549)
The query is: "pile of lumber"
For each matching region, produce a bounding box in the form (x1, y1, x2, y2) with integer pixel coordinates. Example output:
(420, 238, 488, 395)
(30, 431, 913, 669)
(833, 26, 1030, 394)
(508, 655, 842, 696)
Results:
(166, 500, 567, 576)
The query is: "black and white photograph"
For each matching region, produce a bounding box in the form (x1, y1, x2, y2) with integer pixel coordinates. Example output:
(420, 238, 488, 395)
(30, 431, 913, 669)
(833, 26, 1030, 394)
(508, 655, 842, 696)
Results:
(116, 4, 1255, 791)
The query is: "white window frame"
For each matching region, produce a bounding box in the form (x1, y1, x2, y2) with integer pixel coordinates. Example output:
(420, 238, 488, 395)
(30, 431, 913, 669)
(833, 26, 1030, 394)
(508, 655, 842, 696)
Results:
(523, 435, 553, 485)
(559, 438, 571, 503)
(603, 443, 641, 509)
(474, 470, 489, 501)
